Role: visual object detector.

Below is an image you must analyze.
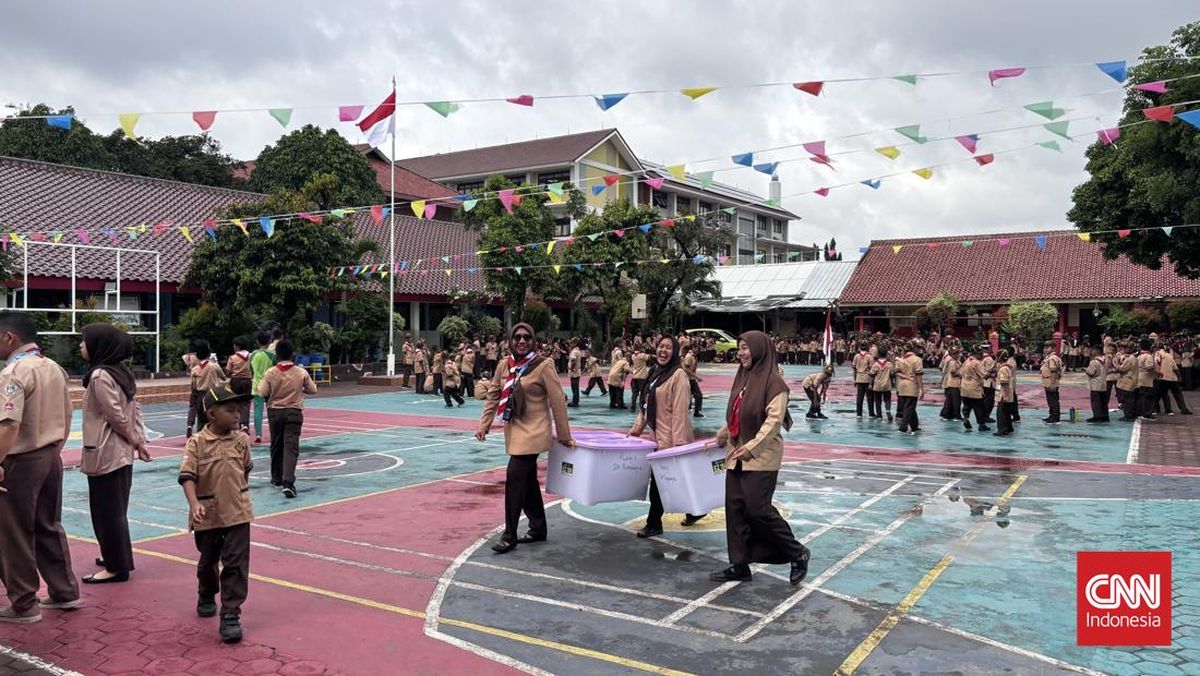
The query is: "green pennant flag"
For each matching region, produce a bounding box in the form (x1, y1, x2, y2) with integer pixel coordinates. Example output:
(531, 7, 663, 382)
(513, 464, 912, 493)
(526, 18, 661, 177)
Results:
(513, 266, 522, 275)
(615, 261, 625, 269)
(1036, 140, 1063, 152)
(895, 125, 928, 143)
(441, 256, 450, 263)
(764, 199, 781, 207)
(425, 101, 462, 118)
(268, 108, 293, 127)
(463, 199, 478, 212)
(961, 240, 973, 248)
(721, 207, 736, 215)
(331, 209, 348, 218)
(893, 74, 918, 85)
(1163, 226, 1174, 236)
(1024, 101, 1067, 120)
(696, 171, 715, 189)
(1044, 121, 1071, 139)
(587, 233, 602, 241)
(547, 182, 565, 197)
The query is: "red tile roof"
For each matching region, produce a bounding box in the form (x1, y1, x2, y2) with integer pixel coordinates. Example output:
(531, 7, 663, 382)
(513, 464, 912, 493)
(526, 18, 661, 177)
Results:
(396, 129, 618, 180)
(349, 214, 484, 296)
(838, 230, 1200, 305)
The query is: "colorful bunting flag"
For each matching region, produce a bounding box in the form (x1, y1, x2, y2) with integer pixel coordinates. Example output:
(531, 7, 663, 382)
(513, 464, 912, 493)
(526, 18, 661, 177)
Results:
(506, 95, 534, 107)
(338, 105, 364, 122)
(954, 135, 979, 153)
(1117, 229, 1131, 238)
(269, 108, 293, 127)
(553, 264, 561, 274)
(425, 101, 462, 117)
(814, 188, 830, 197)
(1143, 105, 1174, 122)
(961, 241, 973, 248)
(1133, 81, 1167, 93)
(875, 146, 901, 160)
(411, 200, 426, 218)
(181, 227, 193, 243)
(192, 110, 217, 131)
(752, 162, 778, 175)
(988, 67, 1025, 86)
(595, 93, 628, 111)
(1035, 235, 1047, 250)
(1098, 128, 1121, 145)
(592, 185, 606, 196)
(52, 232, 63, 243)
(861, 179, 881, 189)
(666, 164, 686, 180)
(587, 233, 602, 241)
(1096, 61, 1127, 83)
(233, 219, 248, 235)
(974, 154, 995, 166)
(7, 233, 23, 248)
(330, 209, 349, 218)
(547, 191, 565, 204)
(912, 168, 933, 180)
(370, 205, 384, 223)
(639, 224, 652, 233)
(1044, 121, 1071, 139)
(614, 229, 625, 238)
(118, 113, 141, 142)
(732, 152, 754, 167)
(927, 243, 940, 250)
(497, 189, 516, 214)
(463, 199, 478, 212)
(753, 253, 765, 262)
(76, 229, 90, 244)
(1177, 110, 1200, 128)
(893, 75, 918, 85)
(1024, 101, 1067, 120)
(891, 245, 902, 254)
(646, 177, 665, 190)
(793, 81, 823, 96)
(1078, 232, 1091, 242)
(998, 238, 1009, 247)
(547, 182, 565, 197)
(719, 255, 730, 265)
(259, 216, 275, 238)
(680, 87, 717, 100)
(696, 171, 714, 189)
(1036, 141, 1062, 152)
(721, 207, 736, 215)
(425, 203, 437, 219)
(603, 174, 621, 186)
(1163, 227, 1174, 236)
(47, 114, 73, 130)
(895, 125, 927, 143)
(204, 221, 217, 241)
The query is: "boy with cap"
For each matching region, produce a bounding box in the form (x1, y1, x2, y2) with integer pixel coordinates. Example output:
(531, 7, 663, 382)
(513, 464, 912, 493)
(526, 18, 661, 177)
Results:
(187, 339, 226, 438)
(258, 340, 317, 498)
(178, 385, 253, 643)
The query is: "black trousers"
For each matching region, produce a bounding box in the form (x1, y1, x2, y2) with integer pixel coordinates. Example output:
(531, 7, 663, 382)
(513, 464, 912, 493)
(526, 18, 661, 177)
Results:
(997, 399, 1015, 434)
(1138, 386, 1158, 417)
(1183, 368, 1195, 391)
(645, 476, 701, 530)
(0, 444, 78, 613)
(401, 362, 412, 387)
(871, 390, 892, 416)
(194, 522, 250, 616)
(1105, 380, 1115, 408)
(609, 385, 625, 408)
(415, 372, 426, 394)
(1159, 381, 1189, 414)
(584, 377, 606, 395)
(689, 379, 703, 414)
(855, 382, 869, 416)
(983, 387, 996, 421)
(443, 385, 464, 406)
(433, 373, 443, 395)
(1045, 388, 1061, 421)
(230, 377, 252, 429)
(630, 379, 646, 412)
(267, 407, 303, 488)
(463, 373, 475, 399)
(897, 395, 919, 432)
(1089, 390, 1110, 421)
(962, 396, 986, 428)
(88, 465, 134, 574)
(805, 386, 821, 416)
(502, 455, 545, 542)
(570, 377, 581, 405)
(725, 466, 803, 567)
(188, 389, 208, 430)
(940, 387, 961, 419)
(1117, 388, 1137, 420)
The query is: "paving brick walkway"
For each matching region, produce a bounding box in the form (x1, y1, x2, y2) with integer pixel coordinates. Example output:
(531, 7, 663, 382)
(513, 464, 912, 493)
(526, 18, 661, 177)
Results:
(1135, 389, 1200, 467)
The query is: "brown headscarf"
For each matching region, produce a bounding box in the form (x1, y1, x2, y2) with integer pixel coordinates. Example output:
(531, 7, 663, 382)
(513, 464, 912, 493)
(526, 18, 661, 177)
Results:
(505, 322, 542, 421)
(726, 331, 792, 440)
(82, 323, 137, 400)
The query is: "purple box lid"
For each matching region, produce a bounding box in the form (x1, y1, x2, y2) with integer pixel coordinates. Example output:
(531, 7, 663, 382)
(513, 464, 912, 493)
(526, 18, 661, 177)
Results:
(646, 438, 721, 459)
(569, 431, 658, 451)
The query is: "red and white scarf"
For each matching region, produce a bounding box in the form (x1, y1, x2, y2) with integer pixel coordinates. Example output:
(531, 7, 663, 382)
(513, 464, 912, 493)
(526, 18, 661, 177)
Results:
(496, 352, 537, 422)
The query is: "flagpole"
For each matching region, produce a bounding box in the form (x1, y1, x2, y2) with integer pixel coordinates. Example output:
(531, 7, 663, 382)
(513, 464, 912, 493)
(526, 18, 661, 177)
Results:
(386, 75, 397, 377)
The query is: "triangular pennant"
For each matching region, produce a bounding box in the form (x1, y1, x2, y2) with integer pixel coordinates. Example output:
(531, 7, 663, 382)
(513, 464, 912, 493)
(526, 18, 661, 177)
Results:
(1117, 229, 1131, 238)
(1162, 227, 1174, 236)
(1044, 121, 1071, 139)
(51, 231, 63, 243)
(151, 221, 169, 236)
(595, 93, 628, 111)
(371, 205, 384, 223)
(76, 229, 90, 244)
(752, 162, 778, 175)
(1036, 141, 1062, 152)
(696, 171, 714, 189)
(499, 189, 516, 214)
(425, 101, 462, 117)
(645, 177, 665, 190)
(893, 74, 918, 85)
(1096, 61, 1127, 83)
(269, 108, 293, 127)
(615, 261, 625, 269)
(297, 212, 323, 224)
(338, 105, 364, 122)
(1098, 128, 1121, 145)
(662, 219, 675, 227)
(961, 240, 973, 248)
(1143, 105, 1174, 122)
(792, 81, 823, 96)
(1035, 235, 1047, 250)
(181, 227, 193, 243)
(7, 233, 23, 248)
(587, 233, 602, 241)
(47, 114, 73, 130)
(731, 152, 754, 167)
(861, 179, 881, 190)
(102, 227, 118, 242)
(603, 174, 620, 186)
(814, 188, 830, 197)
(1078, 232, 1091, 242)
(721, 207, 736, 215)
(1177, 110, 1200, 128)
(424, 203, 437, 219)
(875, 146, 901, 160)
(613, 229, 625, 238)
(666, 164, 686, 180)
(753, 254, 765, 262)
(574, 264, 583, 271)
(118, 113, 141, 142)
(125, 228, 138, 241)
(411, 200, 426, 218)
(259, 216, 275, 238)
(895, 125, 927, 143)
(553, 264, 561, 275)
(926, 243, 940, 250)
(233, 219, 248, 235)
(974, 154, 995, 166)
(954, 135, 980, 153)
(1133, 81, 1168, 94)
(639, 224, 652, 233)
(546, 239, 556, 254)
(547, 182, 565, 197)
(718, 255, 729, 265)
(892, 245, 902, 254)
(547, 191, 565, 204)
(463, 199, 478, 212)
(445, 269, 453, 277)
(1024, 101, 1067, 120)
(330, 209, 348, 218)
(912, 168, 933, 180)
(858, 247, 869, 254)
(988, 67, 1025, 86)
(513, 266, 522, 275)
(506, 94, 534, 107)
(592, 185, 606, 196)
(680, 87, 717, 100)
(192, 110, 217, 131)
(998, 238, 1009, 247)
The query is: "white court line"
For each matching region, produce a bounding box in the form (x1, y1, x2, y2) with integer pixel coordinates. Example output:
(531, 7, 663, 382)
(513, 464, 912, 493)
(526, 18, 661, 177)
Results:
(1126, 419, 1142, 464)
(0, 645, 82, 676)
(903, 614, 1105, 675)
(803, 458, 1019, 477)
(733, 478, 959, 643)
(781, 464, 963, 481)
(779, 471, 947, 487)
(661, 476, 916, 627)
(249, 541, 431, 580)
(446, 478, 498, 486)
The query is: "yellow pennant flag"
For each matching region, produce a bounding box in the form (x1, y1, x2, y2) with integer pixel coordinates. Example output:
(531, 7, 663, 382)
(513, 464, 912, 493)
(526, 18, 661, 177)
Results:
(659, 258, 670, 264)
(681, 87, 717, 100)
(181, 227, 193, 243)
(232, 219, 248, 235)
(553, 264, 561, 275)
(444, 269, 452, 277)
(1077, 232, 1091, 242)
(547, 191, 565, 204)
(546, 239, 556, 254)
(667, 164, 686, 181)
(118, 113, 141, 142)
(411, 200, 426, 218)
(892, 245, 902, 254)
(913, 168, 933, 180)
(8, 233, 24, 248)
(875, 146, 901, 160)
(685, 214, 697, 221)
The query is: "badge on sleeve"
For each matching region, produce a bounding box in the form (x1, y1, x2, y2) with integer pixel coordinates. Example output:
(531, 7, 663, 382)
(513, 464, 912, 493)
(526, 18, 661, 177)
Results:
(3, 382, 19, 397)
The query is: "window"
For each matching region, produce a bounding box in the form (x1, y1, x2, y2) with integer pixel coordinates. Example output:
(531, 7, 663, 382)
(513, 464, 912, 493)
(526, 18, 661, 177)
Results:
(554, 217, 571, 238)
(676, 195, 692, 215)
(756, 215, 768, 232)
(738, 248, 754, 265)
(504, 173, 527, 185)
(773, 251, 786, 264)
(773, 219, 784, 236)
(737, 217, 755, 238)
(718, 207, 733, 224)
(699, 200, 714, 216)
(457, 180, 484, 194)
(537, 170, 571, 188)
(652, 191, 670, 210)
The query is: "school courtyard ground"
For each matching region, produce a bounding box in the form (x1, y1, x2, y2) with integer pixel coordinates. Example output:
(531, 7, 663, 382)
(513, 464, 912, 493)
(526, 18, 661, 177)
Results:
(1, 365, 1198, 675)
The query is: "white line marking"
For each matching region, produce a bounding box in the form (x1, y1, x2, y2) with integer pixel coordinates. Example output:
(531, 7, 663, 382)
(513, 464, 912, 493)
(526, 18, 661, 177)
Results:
(1126, 419, 1142, 464)
(249, 541, 431, 580)
(0, 645, 83, 676)
(903, 615, 1106, 675)
(62, 505, 184, 534)
(733, 478, 959, 643)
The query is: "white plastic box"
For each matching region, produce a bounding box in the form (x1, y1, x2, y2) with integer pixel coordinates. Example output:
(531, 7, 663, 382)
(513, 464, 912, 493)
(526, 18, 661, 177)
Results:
(546, 431, 658, 506)
(646, 438, 726, 515)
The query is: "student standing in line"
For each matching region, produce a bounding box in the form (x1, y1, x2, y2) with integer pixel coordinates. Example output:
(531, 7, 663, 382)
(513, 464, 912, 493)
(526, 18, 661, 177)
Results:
(1114, 342, 1139, 421)
(711, 331, 809, 585)
(401, 334, 414, 388)
(431, 347, 445, 396)
(1136, 339, 1158, 420)
(566, 339, 583, 408)
(460, 345, 477, 399)
(980, 348, 997, 424)
(1040, 345, 1063, 424)
(1157, 342, 1191, 415)
(188, 339, 225, 439)
(959, 345, 990, 432)
(852, 342, 872, 417)
(248, 332, 275, 444)
(1085, 350, 1110, 423)
(939, 346, 963, 421)
(869, 348, 894, 423)
(628, 346, 649, 414)
(226, 337, 253, 431)
(994, 350, 1017, 436)
(682, 345, 704, 418)
(475, 324, 574, 554)
(258, 340, 317, 498)
(413, 342, 429, 395)
(894, 342, 924, 435)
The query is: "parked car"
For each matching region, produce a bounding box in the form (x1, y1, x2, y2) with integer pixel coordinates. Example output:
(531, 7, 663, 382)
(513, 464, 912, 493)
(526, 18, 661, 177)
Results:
(685, 328, 739, 360)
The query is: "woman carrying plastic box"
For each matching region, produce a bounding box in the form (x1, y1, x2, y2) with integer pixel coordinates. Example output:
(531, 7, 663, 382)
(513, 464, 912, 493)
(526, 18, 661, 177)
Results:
(712, 331, 810, 585)
(628, 335, 707, 537)
(476, 323, 575, 554)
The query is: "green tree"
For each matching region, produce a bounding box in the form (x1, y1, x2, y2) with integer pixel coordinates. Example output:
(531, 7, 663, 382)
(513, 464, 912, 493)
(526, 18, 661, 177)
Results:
(185, 174, 377, 332)
(460, 175, 585, 319)
(1068, 21, 1200, 277)
(924, 291, 960, 332)
(331, 292, 403, 363)
(1166, 300, 1200, 330)
(1003, 301, 1058, 341)
(102, 131, 241, 188)
(162, 303, 257, 366)
(436, 315, 471, 346)
(631, 214, 726, 330)
(247, 125, 384, 209)
(0, 104, 114, 170)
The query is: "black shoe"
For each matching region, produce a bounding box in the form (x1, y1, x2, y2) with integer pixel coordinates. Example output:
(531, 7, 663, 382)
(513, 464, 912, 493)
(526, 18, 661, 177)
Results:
(636, 525, 663, 538)
(805, 412, 817, 418)
(887, 414, 894, 422)
(197, 596, 217, 618)
(978, 425, 991, 432)
(1184, 410, 1193, 415)
(516, 533, 547, 544)
(694, 412, 704, 418)
(271, 480, 282, 487)
(282, 486, 297, 499)
(984, 418, 996, 423)
(680, 514, 706, 527)
(82, 571, 129, 584)
(219, 613, 243, 643)
(709, 565, 752, 582)
(816, 413, 828, 419)
(993, 431, 1010, 437)
(491, 539, 518, 554)
(1043, 418, 1059, 424)
(790, 547, 811, 586)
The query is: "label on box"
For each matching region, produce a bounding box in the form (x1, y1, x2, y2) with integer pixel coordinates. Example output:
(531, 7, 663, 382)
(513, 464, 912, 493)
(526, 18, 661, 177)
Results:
(711, 459, 725, 475)
(560, 461, 574, 476)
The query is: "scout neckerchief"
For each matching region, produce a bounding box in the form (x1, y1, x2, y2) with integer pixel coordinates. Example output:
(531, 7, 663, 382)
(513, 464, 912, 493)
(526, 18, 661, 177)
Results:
(8, 344, 42, 365)
(496, 351, 537, 423)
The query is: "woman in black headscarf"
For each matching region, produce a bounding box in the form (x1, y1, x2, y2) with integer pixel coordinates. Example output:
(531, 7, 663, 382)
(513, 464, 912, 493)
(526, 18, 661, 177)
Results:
(79, 323, 150, 583)
(628, 335, 706, 537)
(711, 331, 809, 585)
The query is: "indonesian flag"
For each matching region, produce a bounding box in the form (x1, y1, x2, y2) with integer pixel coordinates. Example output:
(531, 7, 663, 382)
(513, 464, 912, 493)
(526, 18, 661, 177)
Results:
(822, 308, 834, 362)
(358, 90, 396, 148)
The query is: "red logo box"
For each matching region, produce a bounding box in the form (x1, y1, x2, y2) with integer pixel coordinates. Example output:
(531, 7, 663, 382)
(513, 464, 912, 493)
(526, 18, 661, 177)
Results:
(1077, 551, 1172, 646)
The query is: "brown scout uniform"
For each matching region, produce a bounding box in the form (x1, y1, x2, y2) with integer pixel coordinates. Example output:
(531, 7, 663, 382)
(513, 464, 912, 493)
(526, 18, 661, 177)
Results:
(478, 359, 572, 455)
(226, 351, 253, 426)
(190, 360, 227, 429)
(258, 363, 317, 490)
(0, 344, 78, 614)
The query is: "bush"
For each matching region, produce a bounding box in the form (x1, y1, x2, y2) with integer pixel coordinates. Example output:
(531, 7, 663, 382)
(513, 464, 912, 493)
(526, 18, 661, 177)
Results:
(292, 322, 335, 355)
(909, 307, 932, 332)
(1003, 301, 1058, 341)
(332, 293, 404, 363)
(1102, 305, 1162, 336)
(925, 292, 959, 332)
(471, 313, 503, 340)
(521, 301, 553, 335)
(437, 315, 471, 346)
(1129, 306, 1164, 334)
(1165, 301, 1200, 331)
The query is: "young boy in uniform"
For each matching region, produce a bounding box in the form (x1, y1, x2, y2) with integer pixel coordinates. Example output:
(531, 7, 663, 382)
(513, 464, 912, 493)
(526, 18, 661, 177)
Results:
(607, 353, 632, 409)
(249, 331, 275, 444)
(188, 339, 226, 438)
(802, 364, 833, 419)
(443, 355, 465, 407)
(178, 386, 253, 643)
(582, 349, 607, 396)
(226, 337, 253, 431)
(628, 346, 649, 413)
(258, 340, 317, 498)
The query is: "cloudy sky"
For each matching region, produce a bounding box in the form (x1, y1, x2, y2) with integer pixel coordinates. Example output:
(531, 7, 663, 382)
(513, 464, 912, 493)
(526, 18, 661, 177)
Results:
(1, 1, 1194, 255)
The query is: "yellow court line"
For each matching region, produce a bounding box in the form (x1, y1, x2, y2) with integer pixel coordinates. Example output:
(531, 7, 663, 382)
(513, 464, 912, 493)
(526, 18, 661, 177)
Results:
(835, 474, 1027, 676)
(128, 545, 690, 676)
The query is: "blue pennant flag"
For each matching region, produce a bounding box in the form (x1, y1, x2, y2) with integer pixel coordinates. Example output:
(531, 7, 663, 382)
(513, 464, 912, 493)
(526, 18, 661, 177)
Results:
(1096, 60, 1127, 83)
(381, 206, 391, 219)
(467, 267, 478, 273)
(1177, 110, 1200, 128)
(732, 152, 754, 167)
(453, 194, 470, 201)
(591, 185, 606, 196)
(752, 162, 779, 175)
(861, 179, 882, 190)
(258, 216, 275, 238)
(692, 254, 706, 265)
(1035, 235, 1047, 250)
(594, 93, 628, 111)
(400, 261, 409, 271)
(47, 115, 73, 130)
(573, 263, 583, 271)
(858, 247, 869, 254)
(639, 224, 652, 233)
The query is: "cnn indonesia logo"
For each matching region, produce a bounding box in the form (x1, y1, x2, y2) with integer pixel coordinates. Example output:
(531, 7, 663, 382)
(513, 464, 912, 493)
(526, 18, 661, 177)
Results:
(1077, 552, 1172, 646)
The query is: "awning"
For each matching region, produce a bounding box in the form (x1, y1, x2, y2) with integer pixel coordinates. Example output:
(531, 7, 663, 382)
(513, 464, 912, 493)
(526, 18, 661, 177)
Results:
(692, 295, 800, 313)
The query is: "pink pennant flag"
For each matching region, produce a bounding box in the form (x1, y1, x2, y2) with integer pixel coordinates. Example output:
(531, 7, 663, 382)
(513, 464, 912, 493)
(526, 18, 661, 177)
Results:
(424, 203, 437, 219)
(499, 189, 516, 213)
(1098, 128, 1121, 145)
(1133, 81, 1167, 93)
(1117, 229, 1131, 238)
(31, 232, 45, 242)
(151, 220, 170, 236)
(506, 94, 534, 107)
(988, 67, 1025, 86)
(76, 229, 91, 244)
(614, 229, 625, 238)
(974, 154, 995, 166)
(793, 81, 824, 96)
(338, 105, 364, 122)
(814, 187, 830, 197)
(662, 219, 675, 228)
(1143, 105, 1174, 122)
(803, 141, 826, 156)
(927, 243, 941, 250)
(954, 135, 979, 153)
(298, 212, 324, 224)
(997, 238, 1009, 247)
(718, 255, 729, 266)
(192, 111, 217, 131)
(645, 177, 665, 190)
(370, 205, 384, 223)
